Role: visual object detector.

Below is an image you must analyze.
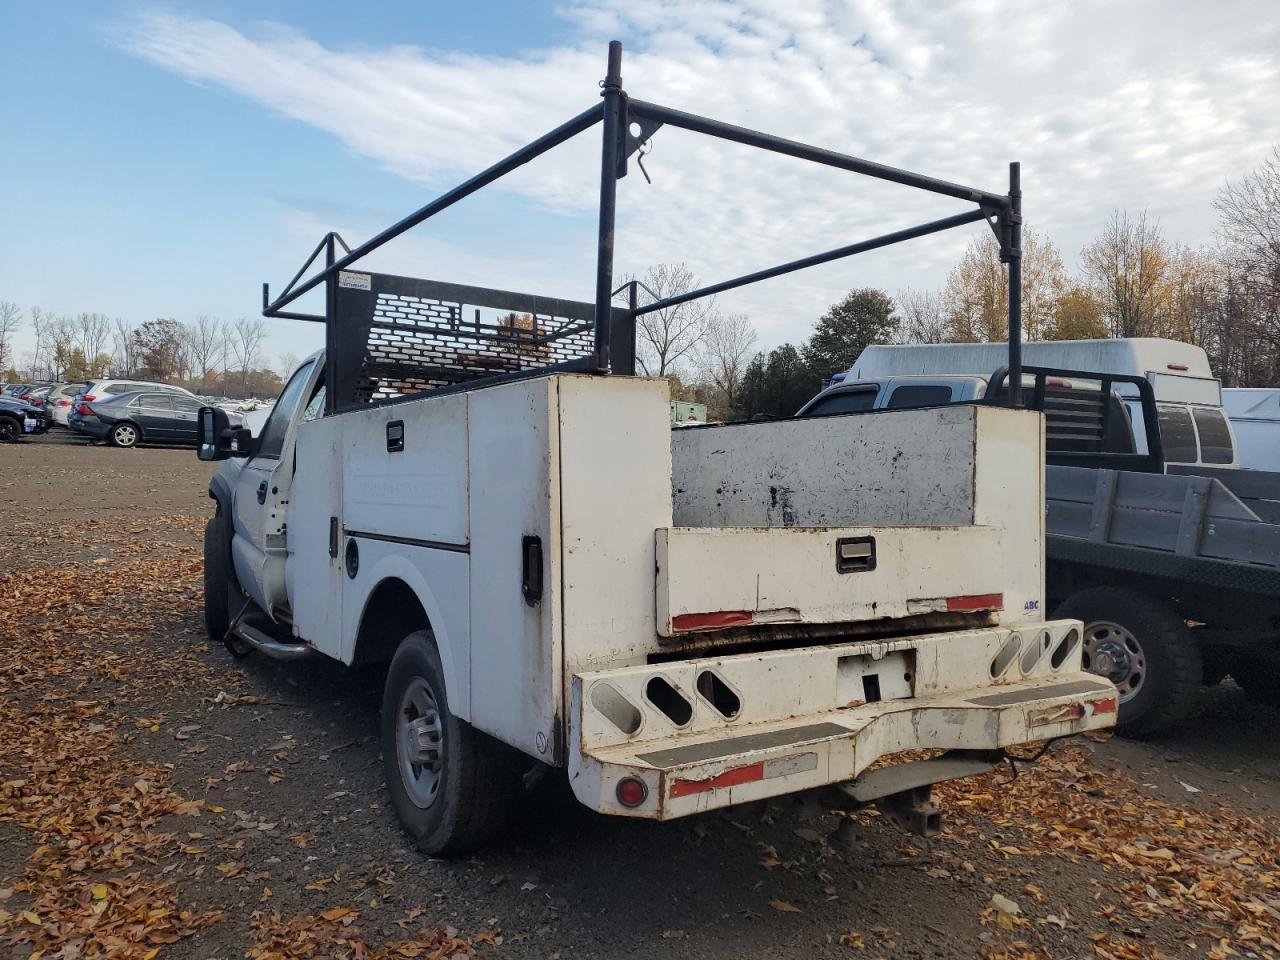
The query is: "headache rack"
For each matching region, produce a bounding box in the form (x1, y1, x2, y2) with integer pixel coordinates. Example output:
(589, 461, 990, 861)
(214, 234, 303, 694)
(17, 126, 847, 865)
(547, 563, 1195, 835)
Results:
(262, 41, 1028, 415)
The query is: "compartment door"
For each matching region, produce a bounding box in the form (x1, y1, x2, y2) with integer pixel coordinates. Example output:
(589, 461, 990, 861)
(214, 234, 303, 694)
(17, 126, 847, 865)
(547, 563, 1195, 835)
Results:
(286, 416, 345, 657)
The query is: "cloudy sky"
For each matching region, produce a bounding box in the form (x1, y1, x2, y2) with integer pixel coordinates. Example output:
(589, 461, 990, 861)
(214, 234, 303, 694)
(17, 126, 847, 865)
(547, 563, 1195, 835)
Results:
(2, 1, 1277, 367)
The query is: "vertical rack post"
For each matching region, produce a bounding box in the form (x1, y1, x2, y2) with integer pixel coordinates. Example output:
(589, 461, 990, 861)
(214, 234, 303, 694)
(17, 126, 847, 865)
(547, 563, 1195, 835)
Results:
(324, 232, 338, 415)
(592, 40, 624, 373)
(1006, 161, 1023, 408)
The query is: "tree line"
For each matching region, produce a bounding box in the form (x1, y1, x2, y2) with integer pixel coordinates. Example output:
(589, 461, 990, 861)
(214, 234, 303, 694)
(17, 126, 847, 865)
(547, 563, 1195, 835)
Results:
(0, 310, 291, 399)
(629, 145, 1279, 421)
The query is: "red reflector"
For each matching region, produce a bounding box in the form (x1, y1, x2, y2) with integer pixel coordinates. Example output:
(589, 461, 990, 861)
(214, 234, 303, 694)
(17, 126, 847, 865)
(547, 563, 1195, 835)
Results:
(671, 611, 752, 632)
(1166, 363, 1189, 371)
(615, 777, 648, 808)
(670, 762, 764, 798)
(945, 593, 1004, 612)
(1088, 697, 1118, 715)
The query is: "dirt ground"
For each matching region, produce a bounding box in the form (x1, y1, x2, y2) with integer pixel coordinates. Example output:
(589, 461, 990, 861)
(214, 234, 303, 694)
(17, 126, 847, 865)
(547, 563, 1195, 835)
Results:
(1, 433, 1277, 960)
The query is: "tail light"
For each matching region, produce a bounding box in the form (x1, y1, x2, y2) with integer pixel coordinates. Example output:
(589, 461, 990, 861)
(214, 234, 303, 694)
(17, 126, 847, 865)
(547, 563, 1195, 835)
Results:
(57, 399, 71, 407)
(77, 403, 95, 416)
(615, 777, 648, 808)
(82, 394, 96, 402)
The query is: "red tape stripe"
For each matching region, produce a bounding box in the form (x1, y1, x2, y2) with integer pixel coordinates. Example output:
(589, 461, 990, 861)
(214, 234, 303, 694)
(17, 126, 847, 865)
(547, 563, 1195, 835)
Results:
(669, 761, 764, 798)
(945, 593, 1004, 612)
(671, 610, 753, 632)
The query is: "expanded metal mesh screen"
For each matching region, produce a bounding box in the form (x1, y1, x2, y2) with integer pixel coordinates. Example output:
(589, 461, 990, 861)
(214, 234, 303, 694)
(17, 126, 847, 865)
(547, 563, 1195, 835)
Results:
(332, 272, 599, 407)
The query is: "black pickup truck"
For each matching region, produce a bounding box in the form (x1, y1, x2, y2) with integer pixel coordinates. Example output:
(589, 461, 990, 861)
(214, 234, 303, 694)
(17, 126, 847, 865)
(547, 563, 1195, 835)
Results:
(803, 365, 1280, 736)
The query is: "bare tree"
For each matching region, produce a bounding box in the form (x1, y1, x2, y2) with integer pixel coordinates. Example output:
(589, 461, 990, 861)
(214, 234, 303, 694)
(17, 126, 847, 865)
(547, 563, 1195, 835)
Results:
(696, 313, 755, 415)
(277, 351, 301, 379)
(1214, 146, 1280, 355)
(0, 301, 22, 372)
(74, 312, 111, 362)
(231, 317, 267, 393)
(29, 306, 50, 380)
(111, 316, 136, 376)
(622, 263, 717, 376)
(894, 288, 948, 343)
(185, 316, 223, 391)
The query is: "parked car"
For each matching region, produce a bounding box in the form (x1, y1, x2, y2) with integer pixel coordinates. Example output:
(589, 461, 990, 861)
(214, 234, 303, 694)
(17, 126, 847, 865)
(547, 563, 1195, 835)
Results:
(69, 379, 197, 436)
(80, 390, 242, 448)
(41, 382, 87, 426)
(0, 395, 52, 442)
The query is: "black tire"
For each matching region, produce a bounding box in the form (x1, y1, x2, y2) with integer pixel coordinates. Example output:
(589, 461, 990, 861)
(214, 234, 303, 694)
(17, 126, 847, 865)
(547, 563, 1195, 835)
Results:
(109, 421, 139, 448)
(381, 630, 519, 856)
(1053, 587, 1202, 738)
(203, 507, 237, 639)
(1233, 656, 1280, 707)
(0, 415, 20, 443)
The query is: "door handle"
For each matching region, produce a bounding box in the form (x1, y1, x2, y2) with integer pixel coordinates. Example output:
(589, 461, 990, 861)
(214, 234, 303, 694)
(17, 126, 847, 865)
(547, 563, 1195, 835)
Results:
(257, 480, 268, 505)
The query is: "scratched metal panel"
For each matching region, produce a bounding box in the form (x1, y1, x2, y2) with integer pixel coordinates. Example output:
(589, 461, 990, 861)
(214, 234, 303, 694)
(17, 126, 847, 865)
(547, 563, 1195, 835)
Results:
(671, 405, 977, 528)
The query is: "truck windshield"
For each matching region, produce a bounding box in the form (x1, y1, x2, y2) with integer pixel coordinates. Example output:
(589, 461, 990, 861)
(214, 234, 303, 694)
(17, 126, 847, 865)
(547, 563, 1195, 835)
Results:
(255, 360, 316, 460)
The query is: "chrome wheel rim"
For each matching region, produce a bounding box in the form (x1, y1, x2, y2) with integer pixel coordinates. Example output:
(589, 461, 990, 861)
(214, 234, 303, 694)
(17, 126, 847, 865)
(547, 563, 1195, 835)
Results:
(397, 676, 444, 808)
(1082, 620, 1146, 703)
(115, 425, 137, 446)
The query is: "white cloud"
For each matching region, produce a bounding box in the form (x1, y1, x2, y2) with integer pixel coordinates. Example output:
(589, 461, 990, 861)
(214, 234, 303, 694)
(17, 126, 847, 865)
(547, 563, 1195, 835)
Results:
(117, 1, 1280, 350)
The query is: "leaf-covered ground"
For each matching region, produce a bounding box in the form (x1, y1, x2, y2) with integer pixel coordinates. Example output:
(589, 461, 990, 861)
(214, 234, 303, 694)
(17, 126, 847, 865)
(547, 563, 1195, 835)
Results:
(1, 439, 1277, 960)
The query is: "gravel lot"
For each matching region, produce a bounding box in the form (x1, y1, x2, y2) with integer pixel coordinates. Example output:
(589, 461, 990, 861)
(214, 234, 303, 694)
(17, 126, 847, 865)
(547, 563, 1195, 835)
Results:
(1, 433, 1277, 960)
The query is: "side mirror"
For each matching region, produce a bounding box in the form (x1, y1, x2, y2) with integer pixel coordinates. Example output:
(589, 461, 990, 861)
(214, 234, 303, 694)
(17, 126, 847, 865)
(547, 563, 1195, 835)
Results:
(198, 406, 254, 461)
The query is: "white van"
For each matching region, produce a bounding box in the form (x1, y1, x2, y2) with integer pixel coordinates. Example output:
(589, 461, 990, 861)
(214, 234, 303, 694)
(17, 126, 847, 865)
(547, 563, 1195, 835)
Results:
(1222, 388, 1280, 471)
(816, 338, 1237, 468)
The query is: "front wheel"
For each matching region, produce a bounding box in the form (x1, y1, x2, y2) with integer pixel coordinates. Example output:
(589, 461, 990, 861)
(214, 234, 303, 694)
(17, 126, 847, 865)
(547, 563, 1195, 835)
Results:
(1233, 654, 1280, 708)
(109, 422, 139, 448)
(381, 631, 518, 856)
(0, 416, 19, 443)
(1053, 587, 1202, 737)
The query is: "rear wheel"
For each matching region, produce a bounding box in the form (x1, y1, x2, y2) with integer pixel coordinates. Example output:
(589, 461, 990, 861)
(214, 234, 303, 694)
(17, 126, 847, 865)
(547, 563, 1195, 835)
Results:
(109, 422, 139, 448)
(381, 630, 519, 856)
(1053, 587, 1202, 737)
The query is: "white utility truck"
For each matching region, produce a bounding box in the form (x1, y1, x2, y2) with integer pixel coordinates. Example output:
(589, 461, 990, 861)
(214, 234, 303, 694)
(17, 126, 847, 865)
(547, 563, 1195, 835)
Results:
(197, 42, 1117, 855)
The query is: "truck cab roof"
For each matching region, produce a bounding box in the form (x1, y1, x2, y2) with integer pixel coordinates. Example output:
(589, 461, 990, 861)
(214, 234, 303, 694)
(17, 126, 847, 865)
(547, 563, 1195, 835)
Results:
(847, 338, 1220, 406)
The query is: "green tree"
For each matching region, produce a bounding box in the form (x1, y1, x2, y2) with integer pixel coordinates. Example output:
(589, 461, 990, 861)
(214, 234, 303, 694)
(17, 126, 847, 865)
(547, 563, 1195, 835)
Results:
(803, 288, 897, 379)
(732, 344, 821, 420)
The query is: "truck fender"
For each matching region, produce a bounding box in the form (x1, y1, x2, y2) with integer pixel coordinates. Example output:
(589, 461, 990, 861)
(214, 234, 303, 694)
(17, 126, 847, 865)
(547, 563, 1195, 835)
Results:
(208, 473, 234, 520)
(345, 552, 470, 722)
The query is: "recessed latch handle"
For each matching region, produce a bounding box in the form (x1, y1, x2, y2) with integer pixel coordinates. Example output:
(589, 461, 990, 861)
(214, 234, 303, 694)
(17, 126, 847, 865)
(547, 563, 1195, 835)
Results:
(522, 535, 543, 606)
(836, 536, 876, 573)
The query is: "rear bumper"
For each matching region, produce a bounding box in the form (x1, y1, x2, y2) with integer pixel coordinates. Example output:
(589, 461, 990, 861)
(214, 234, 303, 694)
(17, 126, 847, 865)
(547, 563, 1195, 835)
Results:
(568, 621, 1115, 819)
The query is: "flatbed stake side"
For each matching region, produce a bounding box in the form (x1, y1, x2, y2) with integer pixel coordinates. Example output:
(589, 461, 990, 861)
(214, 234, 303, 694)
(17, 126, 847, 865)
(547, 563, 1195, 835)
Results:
(197, 40, 1115, 855)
